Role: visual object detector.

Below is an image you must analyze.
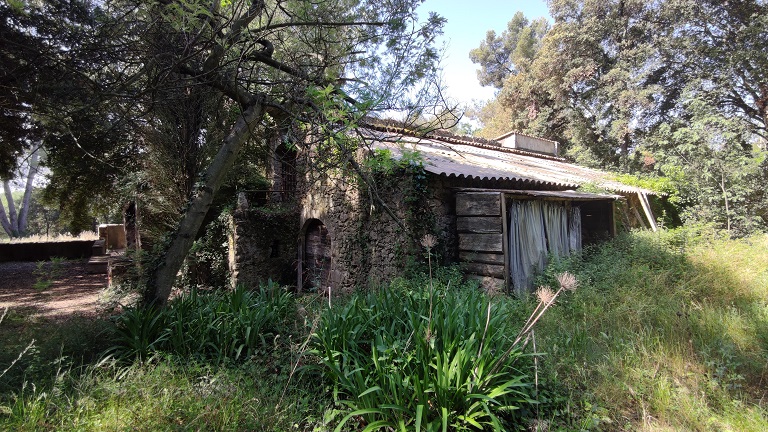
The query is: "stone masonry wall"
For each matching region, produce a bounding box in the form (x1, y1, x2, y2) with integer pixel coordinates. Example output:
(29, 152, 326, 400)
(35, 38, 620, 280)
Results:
(231, 154, 566, 292)
(229, 203, 300, 289)
(299, 170, 364, 293)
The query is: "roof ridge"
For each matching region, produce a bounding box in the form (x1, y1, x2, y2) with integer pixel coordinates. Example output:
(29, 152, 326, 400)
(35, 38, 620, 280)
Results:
(493, 130, 559, 145)
(360, 117, 567, 162)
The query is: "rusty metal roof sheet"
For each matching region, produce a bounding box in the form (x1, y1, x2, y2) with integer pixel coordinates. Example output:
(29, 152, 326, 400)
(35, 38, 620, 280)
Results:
(454, 188, 624, 200)
(363, 129, 655, 195)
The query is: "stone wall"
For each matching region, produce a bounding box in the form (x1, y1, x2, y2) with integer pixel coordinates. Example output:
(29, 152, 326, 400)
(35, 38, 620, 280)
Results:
(229, 203, 300, 289)
(298, 164, 457, 291)
(299, 170, 365, 293)
(230, 153, 567, 292)
(226, 161, 453, 293)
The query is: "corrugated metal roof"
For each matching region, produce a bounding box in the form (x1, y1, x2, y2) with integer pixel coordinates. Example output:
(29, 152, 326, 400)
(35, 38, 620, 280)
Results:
(363, 129, 655, 195)
(454, 188, 624, 200)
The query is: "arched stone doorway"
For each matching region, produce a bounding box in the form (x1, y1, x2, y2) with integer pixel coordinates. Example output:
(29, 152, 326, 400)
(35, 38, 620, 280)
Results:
(301, 219, 332, 292)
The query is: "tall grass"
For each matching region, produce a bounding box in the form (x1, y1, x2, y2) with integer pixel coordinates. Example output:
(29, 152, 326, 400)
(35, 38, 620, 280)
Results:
(312, 270, 546, 431)
(0, 356, 328, 431)
(535, 230, 768, 430)
(2, 230, 766, 431)
(109, 281, 295, 362)
(1, 286, 327, 431)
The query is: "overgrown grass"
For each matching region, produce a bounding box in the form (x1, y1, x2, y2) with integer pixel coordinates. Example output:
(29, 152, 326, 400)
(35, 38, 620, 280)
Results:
(0, 231, 99, 243)
(1, 230, 766, 430)
(0, 289, 331, 431)
(108, 281, 295, 362)
(534, 230, 768, 430)
(311, 269, 543, 431)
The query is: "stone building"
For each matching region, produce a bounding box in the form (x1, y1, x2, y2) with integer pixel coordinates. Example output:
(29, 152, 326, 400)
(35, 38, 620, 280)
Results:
(229, 122, 658, 295)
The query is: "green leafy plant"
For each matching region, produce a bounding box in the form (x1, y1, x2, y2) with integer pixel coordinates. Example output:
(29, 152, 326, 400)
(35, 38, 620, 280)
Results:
(32, 256, 64, 290)
(312, 279, 545, 431)
(108, 281, 295, 363)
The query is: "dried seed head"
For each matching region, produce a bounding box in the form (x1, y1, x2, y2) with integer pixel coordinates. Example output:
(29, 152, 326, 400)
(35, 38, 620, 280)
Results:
(536, 286, 556, 305)
(557, 272, 578, 291)
(421, 234, 437, 249)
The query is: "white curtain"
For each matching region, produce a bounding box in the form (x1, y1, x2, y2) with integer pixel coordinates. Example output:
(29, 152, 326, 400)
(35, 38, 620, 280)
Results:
(569, 206, 582, 252)
(544, 202, 570, 258)
(509, 200, 583, 294)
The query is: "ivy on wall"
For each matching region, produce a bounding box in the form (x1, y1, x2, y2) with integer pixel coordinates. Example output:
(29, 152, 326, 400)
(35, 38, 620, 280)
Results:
(360, 148, 438, 273)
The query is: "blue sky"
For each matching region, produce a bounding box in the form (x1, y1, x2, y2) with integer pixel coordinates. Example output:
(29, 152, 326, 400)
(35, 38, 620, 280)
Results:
(417, 0, 551, 107)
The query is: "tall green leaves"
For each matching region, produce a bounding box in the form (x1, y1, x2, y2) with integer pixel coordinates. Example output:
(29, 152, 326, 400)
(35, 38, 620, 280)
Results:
(110, 282, 295, 362)
(312, 282, 535, 431)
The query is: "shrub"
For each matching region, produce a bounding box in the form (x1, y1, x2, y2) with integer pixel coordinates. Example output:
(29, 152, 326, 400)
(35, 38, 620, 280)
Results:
(109, 281, 294, 363)
(312, 278, 540, 431)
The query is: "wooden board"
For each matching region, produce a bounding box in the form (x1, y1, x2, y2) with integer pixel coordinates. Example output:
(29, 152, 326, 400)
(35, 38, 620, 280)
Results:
(501, 193, 510, 291)
(459, 251, 505, 265)
(456, 216, 502, 233)
(458, 233, 503, 252)
(456, 192, 501, 216)
(460, 262, 505, 278)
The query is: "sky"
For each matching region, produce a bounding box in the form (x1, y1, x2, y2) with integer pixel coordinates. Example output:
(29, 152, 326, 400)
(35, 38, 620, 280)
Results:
(417, 0, 551, 107)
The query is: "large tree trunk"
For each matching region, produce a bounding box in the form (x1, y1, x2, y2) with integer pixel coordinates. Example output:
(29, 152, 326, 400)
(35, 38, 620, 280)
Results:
(2, 181, 19, 237)
(0, 200, 13, 237)
(17, 149, 39, 236)
(143, 100, 266, 307)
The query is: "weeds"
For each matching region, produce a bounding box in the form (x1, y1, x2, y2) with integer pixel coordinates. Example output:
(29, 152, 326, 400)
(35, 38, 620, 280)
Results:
(0, 308, 35, 382)
(2, 230, 766, 431)
(108, 281, 295, 363)
(312, 264, 578, 431)
(534, 231, 768, 430)
(32, 256, 64, 290)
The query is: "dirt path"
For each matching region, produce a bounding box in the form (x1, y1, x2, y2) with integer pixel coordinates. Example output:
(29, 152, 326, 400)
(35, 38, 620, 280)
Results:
(0, 260, 107, 318)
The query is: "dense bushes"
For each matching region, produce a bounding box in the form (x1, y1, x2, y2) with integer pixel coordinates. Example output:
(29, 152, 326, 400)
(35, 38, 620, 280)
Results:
(110, 282, 294, 362)
(312, 274, 539, 431)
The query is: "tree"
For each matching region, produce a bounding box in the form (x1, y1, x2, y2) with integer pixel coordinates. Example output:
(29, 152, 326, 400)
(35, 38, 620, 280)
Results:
(648, 98, 768, 234)
(468, 12, 549, 89)
(2, 0, 447, 304)
(472, 1, 768, 166)
(469, 1, 768, 233)
(1, 0, 139, 234)
(0, 149, 40, 238)
(133, 0, 446, 306)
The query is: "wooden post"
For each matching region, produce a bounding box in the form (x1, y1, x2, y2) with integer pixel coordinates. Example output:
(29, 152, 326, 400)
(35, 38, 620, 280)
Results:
(638, 192, 657, 232)
(501, 193, 510, 293)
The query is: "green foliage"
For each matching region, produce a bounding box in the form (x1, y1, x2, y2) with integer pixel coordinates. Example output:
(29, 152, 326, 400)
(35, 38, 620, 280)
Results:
(0, 355, 329, 431)
(471, 1, 768, 235)
(3, 233, 768, 430)
(534, 230, 768, 430)
(31, 256, 64, 291)
(0, 300, 324, 431)
(648, 97, 768, 235)
(109, 282, 295, 363)
(611, 173, 676, 197)
(312, 276, 537, 431)
(182, 210, 232, 289)
(469, 11, 549, 89)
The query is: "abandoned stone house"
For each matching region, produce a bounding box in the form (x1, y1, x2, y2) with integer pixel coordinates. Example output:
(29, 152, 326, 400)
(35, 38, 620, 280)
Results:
(229, 122, 658, 295)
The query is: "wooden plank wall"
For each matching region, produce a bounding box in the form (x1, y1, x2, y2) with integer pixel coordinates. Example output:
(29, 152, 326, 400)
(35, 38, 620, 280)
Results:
(456, 192, 506, 291)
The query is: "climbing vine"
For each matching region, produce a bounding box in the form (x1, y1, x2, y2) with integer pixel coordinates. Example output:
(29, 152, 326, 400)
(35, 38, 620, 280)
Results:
(360, 148, 438, 272)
